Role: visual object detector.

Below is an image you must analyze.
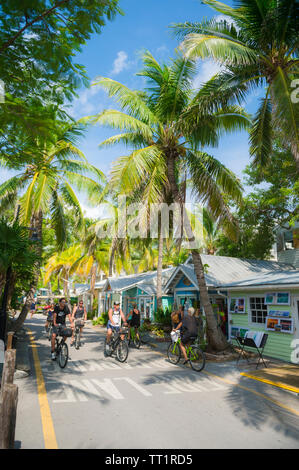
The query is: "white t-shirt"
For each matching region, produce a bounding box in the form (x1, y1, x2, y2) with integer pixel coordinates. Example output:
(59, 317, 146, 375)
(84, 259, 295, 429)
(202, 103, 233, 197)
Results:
(112, 308, 121, 327)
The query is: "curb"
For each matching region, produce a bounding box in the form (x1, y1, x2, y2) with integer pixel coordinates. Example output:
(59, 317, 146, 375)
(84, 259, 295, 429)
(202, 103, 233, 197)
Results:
(14, 329, 31, 378)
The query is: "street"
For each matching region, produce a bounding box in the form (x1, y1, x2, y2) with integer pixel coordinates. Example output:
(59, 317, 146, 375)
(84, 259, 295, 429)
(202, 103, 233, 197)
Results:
(14, 314, 299, 449)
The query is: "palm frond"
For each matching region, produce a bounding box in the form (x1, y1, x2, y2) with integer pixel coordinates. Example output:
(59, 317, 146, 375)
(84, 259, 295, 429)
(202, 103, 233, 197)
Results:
(249, 93, 273, 167)
(90, 77, 160, 126)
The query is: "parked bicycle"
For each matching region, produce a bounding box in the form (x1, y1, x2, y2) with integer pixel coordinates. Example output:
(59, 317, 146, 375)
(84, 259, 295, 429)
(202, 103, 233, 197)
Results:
(74, 319, 85, 350)
(128, 326, 141, 349)
(54, 325, 72, 368)
(104, 327, 129, 362)
(167, 331, 206, 372)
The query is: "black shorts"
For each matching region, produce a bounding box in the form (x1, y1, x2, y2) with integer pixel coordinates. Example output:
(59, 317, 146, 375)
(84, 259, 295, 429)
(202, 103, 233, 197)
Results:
(181, 333, 196, 345)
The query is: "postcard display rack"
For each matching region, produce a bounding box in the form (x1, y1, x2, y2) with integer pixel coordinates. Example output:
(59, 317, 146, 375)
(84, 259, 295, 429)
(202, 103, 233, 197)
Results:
(265, 292, 294, 334)
(229, 294, 294, 336)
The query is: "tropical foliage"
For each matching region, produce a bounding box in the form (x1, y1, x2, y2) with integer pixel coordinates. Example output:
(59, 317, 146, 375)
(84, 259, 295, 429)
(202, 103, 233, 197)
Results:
(173, 0, 299, 168)
(83, 50, 250, 350)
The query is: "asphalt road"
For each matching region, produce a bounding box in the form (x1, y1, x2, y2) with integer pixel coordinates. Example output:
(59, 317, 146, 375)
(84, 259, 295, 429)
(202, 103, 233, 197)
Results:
(14, 314, 299, 449)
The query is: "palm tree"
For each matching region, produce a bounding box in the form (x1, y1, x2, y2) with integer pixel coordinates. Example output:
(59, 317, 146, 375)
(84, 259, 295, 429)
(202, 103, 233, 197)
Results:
(44, 245, 83, 299)
(0, 219, 38, 339)
(173, 0, 299, 169)
(202, 208, 221, 255)
(0, 123, 105, 329)
(84, 50, 250, 351)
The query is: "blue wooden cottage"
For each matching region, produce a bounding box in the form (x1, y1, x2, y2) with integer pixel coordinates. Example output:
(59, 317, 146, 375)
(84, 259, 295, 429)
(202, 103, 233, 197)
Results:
(98, 267, 175, 321)
(165, 255, 299, 362)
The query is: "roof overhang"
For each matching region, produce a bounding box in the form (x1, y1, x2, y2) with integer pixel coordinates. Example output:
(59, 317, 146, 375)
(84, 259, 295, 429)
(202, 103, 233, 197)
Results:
(225, 284, 299, 291)
(165, 265, 198, 293)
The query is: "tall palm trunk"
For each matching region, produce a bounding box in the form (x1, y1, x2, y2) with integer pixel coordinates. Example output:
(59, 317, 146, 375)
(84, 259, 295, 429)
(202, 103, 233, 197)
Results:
(156, 213, 163, 310)
(167, 153, 229, 351)
(109, 237, 117, 277)
(90, 262, 97, 310)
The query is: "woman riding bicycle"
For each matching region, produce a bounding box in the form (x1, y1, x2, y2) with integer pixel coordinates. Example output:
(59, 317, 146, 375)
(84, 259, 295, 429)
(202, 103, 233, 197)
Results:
(171, 304, 184, 333)
(45, 302, 55, 332)
(127, 304, 140, 342)
(71, 299, 87, 347)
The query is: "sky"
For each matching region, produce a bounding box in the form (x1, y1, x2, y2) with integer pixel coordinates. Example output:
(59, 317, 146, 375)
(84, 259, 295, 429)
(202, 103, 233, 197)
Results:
(65, 0, 265, 216)
(2, 0, 266, 218)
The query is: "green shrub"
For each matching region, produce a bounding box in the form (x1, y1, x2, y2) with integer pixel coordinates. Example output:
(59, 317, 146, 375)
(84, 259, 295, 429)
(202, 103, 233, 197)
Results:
(154, 307, 172, 327)
(92, 311, 108, 326)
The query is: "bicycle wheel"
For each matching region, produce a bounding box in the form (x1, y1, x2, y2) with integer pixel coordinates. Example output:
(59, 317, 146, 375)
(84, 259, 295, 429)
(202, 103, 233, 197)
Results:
(139, 331, 151, 344)
(75, 329, 80, 350)
(104, 337, 112, 357)
(134, 331, 141, 349)
(188, 346, 205, 372)
(116, 340, 129, 363)
(167, 342, 181, 364)
(58, 342, 68, 369)
(47, 324, 52, 341)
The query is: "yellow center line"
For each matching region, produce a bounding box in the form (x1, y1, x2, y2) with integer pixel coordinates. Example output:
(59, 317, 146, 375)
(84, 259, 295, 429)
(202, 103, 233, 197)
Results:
(240, 372, 299, 394)
(27, 328, 58, 449)
(151, 346, 299, 418)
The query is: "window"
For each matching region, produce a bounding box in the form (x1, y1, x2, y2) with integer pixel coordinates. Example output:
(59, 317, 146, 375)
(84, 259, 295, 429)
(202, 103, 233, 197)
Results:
(250, 297, 268, 324)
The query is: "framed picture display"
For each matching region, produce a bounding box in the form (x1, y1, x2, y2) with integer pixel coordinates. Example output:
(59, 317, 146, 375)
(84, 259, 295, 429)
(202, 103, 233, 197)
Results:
(276, 292, 290, 305)
(268, 310, 290, 318)
(265, 293, 276, 305)
(229, 297, 246, 313)
(266, 316, 293, 334)
(230, 326, 248, 339)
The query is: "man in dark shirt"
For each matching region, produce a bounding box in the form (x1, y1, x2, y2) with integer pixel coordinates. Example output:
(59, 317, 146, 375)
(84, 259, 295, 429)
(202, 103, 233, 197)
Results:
(51, 298, 73, 360)
(179, 307, 198, 364)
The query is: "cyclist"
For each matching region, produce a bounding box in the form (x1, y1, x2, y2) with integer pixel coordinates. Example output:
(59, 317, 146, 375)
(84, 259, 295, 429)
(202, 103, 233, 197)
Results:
(127, 304, 140, 342)
(30, 300, 37, 318)
(105, 301, 127, 355)
(179, 307, 198, 364)
(171, 304, 184, 332)
(51, 298, 74, 360)
(45, 302, 55, 332)
(71, 299, 87, 346)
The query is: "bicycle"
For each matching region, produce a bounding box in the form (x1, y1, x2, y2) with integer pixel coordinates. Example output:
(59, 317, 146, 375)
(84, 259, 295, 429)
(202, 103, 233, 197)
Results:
(128, 325, 141, 349)
(54, 325, 72, 368)
(74, 319, 85, 350)
(104, 327, 129, 362)
(45, 318, 53, 341)
(167, 332, 206, 372)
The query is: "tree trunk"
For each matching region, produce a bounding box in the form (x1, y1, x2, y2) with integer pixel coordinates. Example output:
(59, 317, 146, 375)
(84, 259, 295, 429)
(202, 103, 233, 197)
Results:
(7, 272, 17, 311)
(156, 213, 163, 311)
(90, 262, 97, 309)
(0, 266, 13, 342)
(109, 238, 117, 277)
(167, 153, 229, 352)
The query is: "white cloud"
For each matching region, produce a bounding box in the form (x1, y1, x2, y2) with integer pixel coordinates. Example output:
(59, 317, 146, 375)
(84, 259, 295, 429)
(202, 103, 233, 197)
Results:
(69, 83, 105, 119)
(111, 51, 130, 75)
(214, 14, 238, 29)
(193, 59, 223, 89)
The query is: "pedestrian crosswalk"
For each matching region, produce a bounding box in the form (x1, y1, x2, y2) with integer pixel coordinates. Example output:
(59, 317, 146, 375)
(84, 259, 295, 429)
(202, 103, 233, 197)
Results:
(41, 357, 228, 404)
